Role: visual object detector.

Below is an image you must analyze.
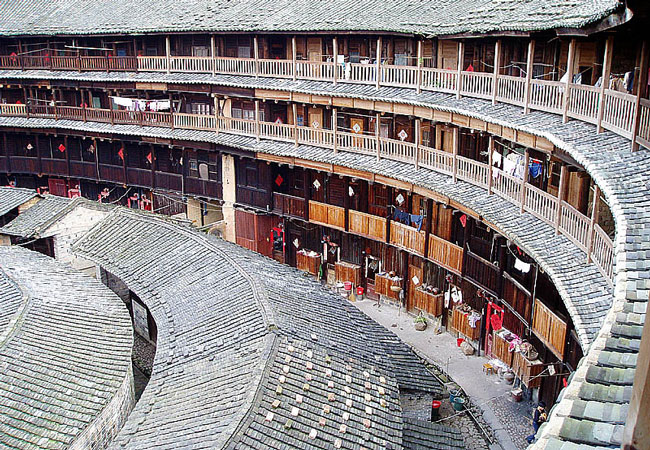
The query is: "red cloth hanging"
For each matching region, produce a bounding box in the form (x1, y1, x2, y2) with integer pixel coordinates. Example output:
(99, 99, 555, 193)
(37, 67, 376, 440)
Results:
(118, 147, 124, 161)
(146, 152, 152, 164)
(459, 214, 467, 228)
(58, 144, 66, 153)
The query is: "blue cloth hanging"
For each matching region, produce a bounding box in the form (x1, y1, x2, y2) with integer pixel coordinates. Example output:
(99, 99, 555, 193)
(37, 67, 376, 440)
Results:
(529, 161, 543, 179)
(409, 214, 423, 231)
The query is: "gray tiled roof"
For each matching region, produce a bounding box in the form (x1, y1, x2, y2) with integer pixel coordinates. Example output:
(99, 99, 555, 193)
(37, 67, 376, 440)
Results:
(0, 186, 37, 218)
(0, 245, 133, 449)
(0, 0, 623, 37)
(72, 208, 448, 449)
(402, 417, 466, 450)
(0, 194, 72, 237)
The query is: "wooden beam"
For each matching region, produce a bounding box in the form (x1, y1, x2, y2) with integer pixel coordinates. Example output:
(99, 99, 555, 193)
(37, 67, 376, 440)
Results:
(631, 41, 649, 151)
(255, 99, 260, 142)
(596, 35, 614, 133)
(333, 37, 338, 86)
(376, 37, 382, 89)
(254, 35, 259, 79)
(488, 136, 494, 195)
(292, 36, 297, 81)
(452, 127, 459, 182)
(210, 35, 216, 76)
(520, 149, 529, 213)
(293, 103, 298, 147)
(492, 40, 501, 105)
(523, 39, 535, 114)
(456, 41, 464, 99)
(415, 118, 421, 169)
(332, 108, 338, 153)
(586, 184, 601, 263)
(562, 39, 576, 123)
(213, 95, 219, 134)
(555, 164, 567, 234)
(416, 40, 422, 94)
(165, 35, 171, 74)
(375, 113, 381, 160)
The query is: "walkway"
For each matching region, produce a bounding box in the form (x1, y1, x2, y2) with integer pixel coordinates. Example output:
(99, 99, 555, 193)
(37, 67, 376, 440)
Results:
(353, 297, 535, 450)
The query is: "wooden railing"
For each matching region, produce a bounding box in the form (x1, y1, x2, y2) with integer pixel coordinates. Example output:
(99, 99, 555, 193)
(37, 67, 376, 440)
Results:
(389, 220, 426, 256)
(427, 234, 463, 274)
(464, 250, 501, 294)
(348, 209, 387, 242)
(0, 102, 615, 284)
(272, 192, 307, 219)
(531, 300, 567, 360)
(0, 53, 646, 148)
(308, 200, 345, 230)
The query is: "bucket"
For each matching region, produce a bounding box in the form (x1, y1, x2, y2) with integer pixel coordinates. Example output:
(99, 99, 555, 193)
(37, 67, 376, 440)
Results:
(356, 286, 364, 296)
(449, 389, 461, 403)
(344, 281, 353, 291)
(456, 338, 464, 347)
(431, 400, 441, 420)
(452, 397, 466, 411)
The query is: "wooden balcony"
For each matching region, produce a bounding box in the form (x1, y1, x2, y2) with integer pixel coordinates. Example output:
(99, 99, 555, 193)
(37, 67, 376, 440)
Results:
(7, 156, 38, 174)
(69, 161, 97, 180)
(98, 164, 125, 184)
(427, 234, 463, 274)
(126, 167, 152, 188)
(272, 192, 306, 219)
(531, 300, 567, 360)
(186, 177, 221, 199)
(348, 209, 386, 242)
(154, 172, 183, 192)
(463, 250, 501, 295)
(40, 158, 68, 177)
(308, 200, 345, 231)
(389, 221, 426, 256)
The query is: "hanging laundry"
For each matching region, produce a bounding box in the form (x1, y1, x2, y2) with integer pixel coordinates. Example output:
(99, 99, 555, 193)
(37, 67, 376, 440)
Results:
(393, 209, 410, 225)
(514, 258, 531, 273)
(624, 71, 634, 93)
(529, 159, 543, 179)
(468, 312, 481, 328)
(492, 151, 502, 167)
(409, 214, 423, 231)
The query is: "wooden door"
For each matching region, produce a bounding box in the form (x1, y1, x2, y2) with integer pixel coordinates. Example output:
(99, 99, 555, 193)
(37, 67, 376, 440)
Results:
(350, 117, 365, 148)
(307, 38, 322, 62)
(308, 107, 323, 129)
(407, 264, 423, 311)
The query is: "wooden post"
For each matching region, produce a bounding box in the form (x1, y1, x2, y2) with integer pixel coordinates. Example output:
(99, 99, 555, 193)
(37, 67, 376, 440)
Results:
(34, 133, 42, 176)
(23, 86, 29, 118)
(254, 35, 259, 79)
(332, 108, 338, 153)
(523, 39, 535, 114)
(214, 95, 219, 134)
(165, 35, 171, 74)
(487, 136, 494, 195)
(52, 89, 58, 120)
(210, 35, 216, 76)
(415, 119, 421, 169)
(333, 37, 338, 85)
(562, 39, 576, 123)
(292, 36, 297, 81)
(4, 134, 11, 173)
(375, 37, 382, 89)
(596, 35, 614, 133)
(456, 41, 464, 99)
(555, 164, 567, 234)
(452, 127, 459, 182)
(150, 145, 156, 189)
(255, 99, 260, 142)
(375, 113, 381, 161)
(343, 176, 350, 232)
(82, 90, 87, 122)
(631, 41, 649, 151)
(586, 185, 601, 263)
(520, 149, 529, 213)
(492, 40, 501, 105)
(169, 93, 174, 129)
(293, 103, 298, 147)
(416, 40, 422, 94)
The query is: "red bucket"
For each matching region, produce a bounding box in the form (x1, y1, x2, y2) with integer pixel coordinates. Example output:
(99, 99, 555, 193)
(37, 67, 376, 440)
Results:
(357, 286, 364, 296)
(344, 281, 353, 291)
(457, 338, 465, 347)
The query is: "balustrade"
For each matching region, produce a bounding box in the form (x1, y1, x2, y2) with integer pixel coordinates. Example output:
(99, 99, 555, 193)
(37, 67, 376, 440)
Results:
(601, 89, 637, 137)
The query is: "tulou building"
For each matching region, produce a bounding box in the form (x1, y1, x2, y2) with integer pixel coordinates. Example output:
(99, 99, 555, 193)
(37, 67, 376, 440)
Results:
(0, 0, 649, 449)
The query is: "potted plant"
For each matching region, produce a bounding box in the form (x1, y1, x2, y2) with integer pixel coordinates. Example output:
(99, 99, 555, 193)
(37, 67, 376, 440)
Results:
(414, 314, 428, 331)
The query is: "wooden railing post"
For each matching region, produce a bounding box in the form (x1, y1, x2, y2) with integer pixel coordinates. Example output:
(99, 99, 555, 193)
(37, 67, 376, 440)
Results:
(333, 37, 338, 86)
(375, 37, 382, 89)
(77, 52, 81, 73)
(586, 185, 601, 263)
(492, 40, 501, 105)
(596, 35, 614, 133)
(416, 40, 422, 94)
(562, 39, 576, 123)
(487, 136, 494, 194)
(292, 36, 297, 81)
(293, 103, 298, 147)
(523, 39, 535, 114)
(555, 164, 567, 234)
(213, 95, 219, 134)
(254, 35, 260, 79)
(415, 119, 421, 169)
(332, 108, 338, 153)
(165, 35, 171, 74)
(520, 149, 529, 212)
(169, 93, 174, 130)
(375, 113, 381, 160)
(452, 127, 459, 182)
(210, 35, 216, 76)
(255, 99, 260, 142)
(52, 89, 58, 120)
(631, 40, 649, 151)
(82, 95, 87, 122)
(456, 41, 464, 99)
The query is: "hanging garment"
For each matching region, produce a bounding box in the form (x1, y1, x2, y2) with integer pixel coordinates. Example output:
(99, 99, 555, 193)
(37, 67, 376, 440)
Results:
(502, 157, 517, 176)
(529, 160, 543, 179)
(492, 151, 502, 168)
(624, 71, 634, 93)
(514, 258, 531, 273)
(468, 312, 481, 328)
(393, 209, 410, 224)
(409, 214, 423, 231)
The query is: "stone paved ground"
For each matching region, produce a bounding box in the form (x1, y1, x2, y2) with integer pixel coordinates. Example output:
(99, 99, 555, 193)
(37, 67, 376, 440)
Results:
(132, 363, 149, 402)
(351, 297, 534, 450)
(132, 333, 155, 377)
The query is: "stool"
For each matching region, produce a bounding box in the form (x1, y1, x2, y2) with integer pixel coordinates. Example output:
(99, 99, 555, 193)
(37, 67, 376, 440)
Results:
(483, 363, 495, 375)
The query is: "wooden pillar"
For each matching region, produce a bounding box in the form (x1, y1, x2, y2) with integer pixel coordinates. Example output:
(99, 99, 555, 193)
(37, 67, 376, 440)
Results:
(491, 40, 501, 105)
(562, 39, 577, 123)
(456, 41, 464, 99)
(293, 103, 298, 147)
(150, 145, 156, 189)
(631, 41, 649, 151)
(302, 169, 310, 221)
(375, 37, 382, 89)
(165, 35, 171, 74)
(375, 113, 381, 161)
(520, 149, 529, 213)
(254, 35, 259, 79)
(169, 93, 174, 129)
(255, 99, 260, 142)
(452, 127, 459, 182)
(22, 86, 29, 118)
(292, 36, 297, 81)
(586, 184, 601, 263)
(414, 119, 421, 169)
(332, 108, 338, 153)
(523, 39, 535, 114)
(214, 95, 220, 134)
(210, 35, 216, 76)
(596, 35, 614, 133)
(81, 89, 87, 122)
(343, 176, 350, 232)
(487, 136, 494, 195)
(555, 164, 567, 234)
(416, 40, 422, 94)
(333, 37, 338, 85)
